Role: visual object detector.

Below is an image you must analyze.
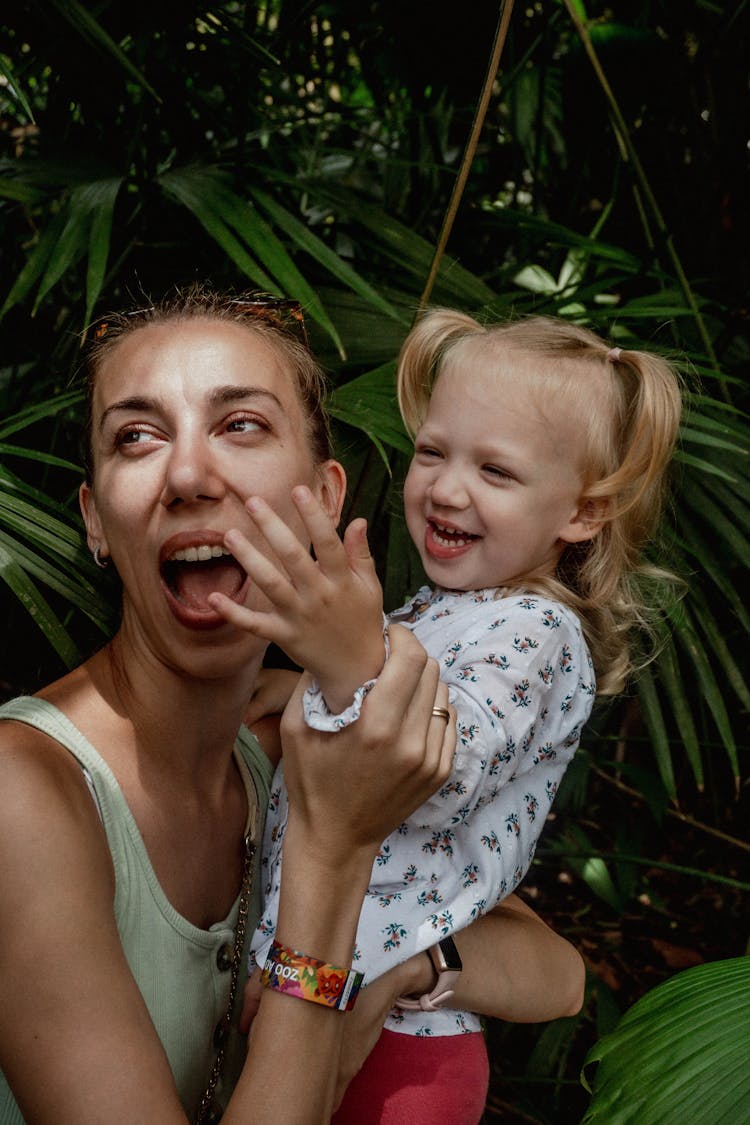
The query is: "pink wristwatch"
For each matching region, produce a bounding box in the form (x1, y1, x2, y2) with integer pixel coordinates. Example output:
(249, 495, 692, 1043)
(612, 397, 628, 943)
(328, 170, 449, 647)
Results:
(395, 936, 463, 1012)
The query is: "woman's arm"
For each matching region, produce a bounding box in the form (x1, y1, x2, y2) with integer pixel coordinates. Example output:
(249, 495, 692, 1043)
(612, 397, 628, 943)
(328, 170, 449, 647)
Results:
(0, 631, 452, 1125)
(0, 723, 188, 1124)
(449, 893, 585, 1021)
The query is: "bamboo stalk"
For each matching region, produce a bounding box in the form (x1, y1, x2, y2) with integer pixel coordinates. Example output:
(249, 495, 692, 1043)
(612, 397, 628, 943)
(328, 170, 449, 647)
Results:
(418, 0, 515, 312)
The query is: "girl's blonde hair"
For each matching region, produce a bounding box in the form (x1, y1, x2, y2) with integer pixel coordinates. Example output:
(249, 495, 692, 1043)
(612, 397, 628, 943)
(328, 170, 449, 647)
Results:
(397, 309, 684, 695)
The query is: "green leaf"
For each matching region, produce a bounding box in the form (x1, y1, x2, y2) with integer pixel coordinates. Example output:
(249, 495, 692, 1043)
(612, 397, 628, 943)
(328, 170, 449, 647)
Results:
(0, 443, 82, 473)
(653, 638, 703, 790)
(0, 212, 67, 319)
(0, 55, 35, 122)
(582, 958, 750, 1124)
(158, 167, 277, 291)
(85, 178, 123, 326)
(635, 665, 676, 799)
(559, 826, 625, 912)
(328, 362, 413, 457)
(0, 541, 81, 667)
(672, 608, 739, 784)
(0, 530, 112, 631)
(45, 0, 160, 102)
(249, 186, 408, 325)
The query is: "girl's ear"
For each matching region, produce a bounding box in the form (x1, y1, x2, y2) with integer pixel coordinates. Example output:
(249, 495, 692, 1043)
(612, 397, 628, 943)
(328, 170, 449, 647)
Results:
(315, 460, 348, 526)
(79, 482, 110, 555)
(560, 496, 608, 545)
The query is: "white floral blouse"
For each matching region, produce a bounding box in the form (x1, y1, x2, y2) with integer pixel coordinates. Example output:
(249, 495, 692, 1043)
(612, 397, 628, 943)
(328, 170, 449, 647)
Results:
(250, 586, 595, 1036)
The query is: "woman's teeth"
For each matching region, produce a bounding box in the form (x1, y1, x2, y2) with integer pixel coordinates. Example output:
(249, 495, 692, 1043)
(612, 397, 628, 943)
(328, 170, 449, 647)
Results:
(168, 545, 232, 562)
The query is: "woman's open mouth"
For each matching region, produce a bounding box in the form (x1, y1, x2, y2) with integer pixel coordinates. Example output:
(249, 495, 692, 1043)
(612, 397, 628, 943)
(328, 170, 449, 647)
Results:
(160, 536, 249, 629)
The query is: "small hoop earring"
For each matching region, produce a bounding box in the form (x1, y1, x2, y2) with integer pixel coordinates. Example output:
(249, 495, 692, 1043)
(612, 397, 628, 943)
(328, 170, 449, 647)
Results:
(93, 546, 109, 569)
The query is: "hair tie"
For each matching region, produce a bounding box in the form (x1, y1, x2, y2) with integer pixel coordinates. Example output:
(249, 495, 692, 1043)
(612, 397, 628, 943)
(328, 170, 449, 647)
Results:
(606, 347, 622, 363)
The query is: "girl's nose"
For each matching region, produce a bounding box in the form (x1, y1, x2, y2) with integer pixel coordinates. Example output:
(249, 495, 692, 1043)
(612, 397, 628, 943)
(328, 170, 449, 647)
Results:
(428, 465, 471, 510)
(160, 434, 226, 509)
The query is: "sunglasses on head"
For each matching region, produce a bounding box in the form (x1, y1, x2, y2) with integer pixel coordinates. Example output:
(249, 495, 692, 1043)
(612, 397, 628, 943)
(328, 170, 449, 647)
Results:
(88, 293, 308, 346)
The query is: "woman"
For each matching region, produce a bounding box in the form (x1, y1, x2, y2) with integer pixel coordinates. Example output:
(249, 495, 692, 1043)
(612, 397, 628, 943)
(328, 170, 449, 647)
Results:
(0, 289, 583, 1124)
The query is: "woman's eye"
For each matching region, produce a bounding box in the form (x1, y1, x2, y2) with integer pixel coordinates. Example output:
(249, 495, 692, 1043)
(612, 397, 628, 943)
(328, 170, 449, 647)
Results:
(115, 427, 159, 447)
(225, 416, 266, 434)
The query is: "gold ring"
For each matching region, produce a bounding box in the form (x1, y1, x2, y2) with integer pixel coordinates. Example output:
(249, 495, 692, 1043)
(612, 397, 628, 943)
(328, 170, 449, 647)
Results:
(431, 706, 450, 722)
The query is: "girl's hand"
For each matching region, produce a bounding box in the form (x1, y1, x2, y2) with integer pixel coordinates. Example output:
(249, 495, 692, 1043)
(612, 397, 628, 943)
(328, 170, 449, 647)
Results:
(209, 487, 385, 714)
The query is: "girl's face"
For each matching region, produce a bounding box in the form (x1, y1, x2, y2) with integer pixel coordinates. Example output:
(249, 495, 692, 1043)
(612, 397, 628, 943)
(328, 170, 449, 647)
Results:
(80, 318, 344, 674)
(403, 354, 600, 593)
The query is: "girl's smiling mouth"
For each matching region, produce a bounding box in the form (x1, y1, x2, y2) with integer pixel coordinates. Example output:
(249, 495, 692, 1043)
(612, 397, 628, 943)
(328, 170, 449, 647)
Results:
(425, 520, 481, 559)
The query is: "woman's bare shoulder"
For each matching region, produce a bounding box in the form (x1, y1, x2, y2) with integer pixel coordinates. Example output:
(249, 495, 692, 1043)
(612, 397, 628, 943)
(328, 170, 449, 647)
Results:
(0, 678, 110, 856)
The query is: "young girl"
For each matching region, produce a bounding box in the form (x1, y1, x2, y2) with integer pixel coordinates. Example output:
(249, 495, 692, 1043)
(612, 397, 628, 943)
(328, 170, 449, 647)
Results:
(212, 310, 682, 1124)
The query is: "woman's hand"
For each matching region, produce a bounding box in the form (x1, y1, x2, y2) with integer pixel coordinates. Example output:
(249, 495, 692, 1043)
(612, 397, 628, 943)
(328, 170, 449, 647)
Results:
(209, 488, 386, 713)
(229, 626, 455, 1125)
(280, 623, 455, 869)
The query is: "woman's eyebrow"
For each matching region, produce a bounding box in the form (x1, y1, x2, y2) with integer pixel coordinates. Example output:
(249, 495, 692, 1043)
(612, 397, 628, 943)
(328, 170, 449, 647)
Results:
(209, 385, 284, 409)
(98, 386, 284, 430)
(98, 397, 154, 430)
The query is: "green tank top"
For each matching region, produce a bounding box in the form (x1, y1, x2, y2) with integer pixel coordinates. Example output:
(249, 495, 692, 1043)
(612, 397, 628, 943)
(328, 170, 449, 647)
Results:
(0, 696, 274, 1124)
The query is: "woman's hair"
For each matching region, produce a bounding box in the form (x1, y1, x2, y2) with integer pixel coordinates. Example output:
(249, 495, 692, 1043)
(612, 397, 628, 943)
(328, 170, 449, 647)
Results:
(81, 284, 333, 482)
(397, 309, 684, 695)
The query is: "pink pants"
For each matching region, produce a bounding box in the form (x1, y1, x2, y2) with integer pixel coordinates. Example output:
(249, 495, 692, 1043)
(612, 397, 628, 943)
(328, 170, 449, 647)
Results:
(332, 1028, 489, 1125)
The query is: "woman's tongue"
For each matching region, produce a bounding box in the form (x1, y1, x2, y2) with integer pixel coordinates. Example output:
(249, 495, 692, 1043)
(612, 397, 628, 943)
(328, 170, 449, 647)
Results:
(171, 557, 245, 611)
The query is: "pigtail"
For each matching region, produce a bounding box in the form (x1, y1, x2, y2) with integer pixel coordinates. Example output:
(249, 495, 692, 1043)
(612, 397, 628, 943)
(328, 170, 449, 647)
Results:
(553, 346, 683, 693)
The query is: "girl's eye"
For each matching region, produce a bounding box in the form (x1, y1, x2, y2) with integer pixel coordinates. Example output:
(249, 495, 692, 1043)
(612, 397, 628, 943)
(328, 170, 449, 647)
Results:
(484, 464, 513, 481)
(415, 444, 442, 460)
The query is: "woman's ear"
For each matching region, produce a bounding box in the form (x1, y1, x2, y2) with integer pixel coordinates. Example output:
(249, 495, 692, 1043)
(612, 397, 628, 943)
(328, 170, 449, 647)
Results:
(79, 482, 109, 556)
(560, 496, 608, 545)
(315, 460, 347, 526)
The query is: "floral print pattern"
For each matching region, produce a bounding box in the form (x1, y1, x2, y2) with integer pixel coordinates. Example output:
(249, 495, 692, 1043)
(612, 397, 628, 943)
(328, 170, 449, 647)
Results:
(251, 586, 595, 1036)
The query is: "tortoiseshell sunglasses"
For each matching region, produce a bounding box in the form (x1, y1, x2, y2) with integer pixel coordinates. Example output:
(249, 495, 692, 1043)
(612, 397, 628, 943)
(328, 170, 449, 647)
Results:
(88, 293, 308, 346)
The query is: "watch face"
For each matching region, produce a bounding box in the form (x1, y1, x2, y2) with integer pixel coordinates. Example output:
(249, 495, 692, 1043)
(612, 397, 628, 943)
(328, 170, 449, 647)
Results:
(431, 935, 462, 973)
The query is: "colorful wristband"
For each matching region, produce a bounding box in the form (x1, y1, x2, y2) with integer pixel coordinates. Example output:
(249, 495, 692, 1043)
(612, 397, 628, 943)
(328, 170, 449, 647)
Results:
(261, 940, 364, 1011)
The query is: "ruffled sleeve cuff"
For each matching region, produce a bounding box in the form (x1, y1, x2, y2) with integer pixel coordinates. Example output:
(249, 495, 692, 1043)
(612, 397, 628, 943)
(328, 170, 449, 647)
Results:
(302, 616, 390, 731)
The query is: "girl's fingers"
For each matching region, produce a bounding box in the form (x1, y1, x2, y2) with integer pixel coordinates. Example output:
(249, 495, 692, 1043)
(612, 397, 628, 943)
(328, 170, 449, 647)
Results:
(223, 528, 297, 610)
(244, 497, 318, 585)
(289, 487, 352, 581)
(207, 591, 277, 638)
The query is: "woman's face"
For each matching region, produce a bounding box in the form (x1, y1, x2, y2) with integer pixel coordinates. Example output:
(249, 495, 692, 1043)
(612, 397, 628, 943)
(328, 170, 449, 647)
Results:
(80, 318, 344, 675)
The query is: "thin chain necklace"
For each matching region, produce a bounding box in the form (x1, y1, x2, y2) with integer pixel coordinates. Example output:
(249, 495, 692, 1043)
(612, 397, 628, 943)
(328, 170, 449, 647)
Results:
(194, 811, 258, 1123)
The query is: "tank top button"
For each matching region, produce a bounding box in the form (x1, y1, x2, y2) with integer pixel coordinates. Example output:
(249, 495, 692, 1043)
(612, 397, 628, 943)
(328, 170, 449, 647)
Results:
(216, 942, 234, 971)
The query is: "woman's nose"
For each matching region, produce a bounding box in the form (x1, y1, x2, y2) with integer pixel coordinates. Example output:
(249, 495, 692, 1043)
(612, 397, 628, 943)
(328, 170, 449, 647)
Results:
(160, 434, 226, 509)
